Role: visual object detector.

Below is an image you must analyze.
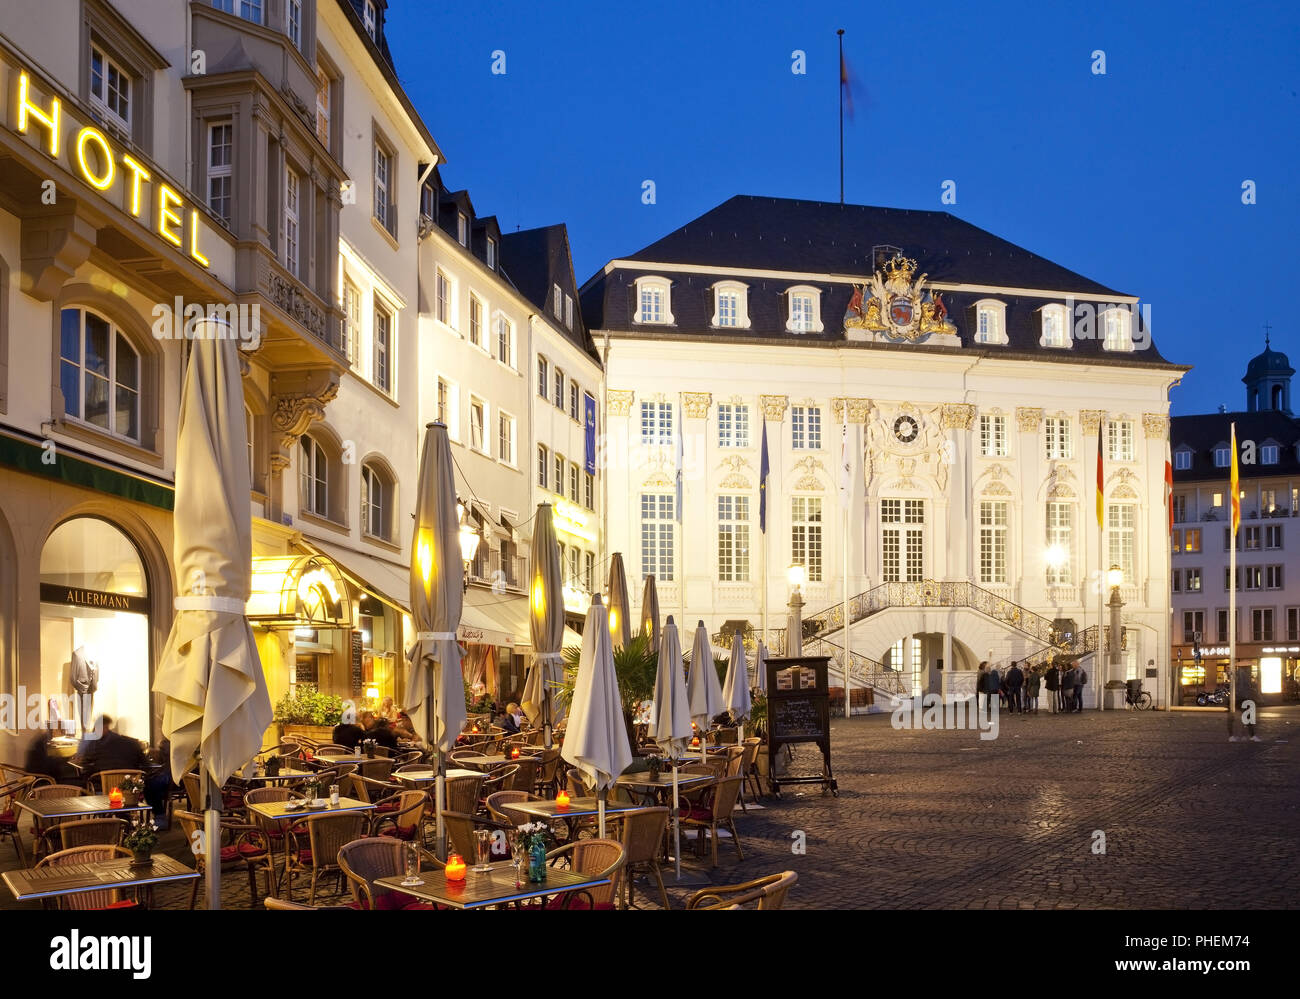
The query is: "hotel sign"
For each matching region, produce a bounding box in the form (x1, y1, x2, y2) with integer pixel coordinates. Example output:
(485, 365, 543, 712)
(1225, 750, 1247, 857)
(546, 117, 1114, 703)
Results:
(9, 69, 211, 268)
(40, 583, 149, 615)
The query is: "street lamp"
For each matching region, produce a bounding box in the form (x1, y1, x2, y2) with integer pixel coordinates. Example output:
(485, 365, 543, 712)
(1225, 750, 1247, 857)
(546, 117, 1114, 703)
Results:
(786, 563, 805, 656)
(456, 499, 481, 593)
(1107, 563, 1124, 707)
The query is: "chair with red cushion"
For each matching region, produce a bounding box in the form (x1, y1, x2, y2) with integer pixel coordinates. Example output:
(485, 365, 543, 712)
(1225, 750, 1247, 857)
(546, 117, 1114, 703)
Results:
(681, 775, 745, 868)
(175, 808, 273, 909)
(370, 790, 428, 842)
(25, 783, 88, 862)
(337, 837, 438, 910)
(282, 810, 368, 905)
(244, 787, 300, 893)
(36, 845, 139, 910)
(617, 807, 670, 909)
(535, 838, 625, 910)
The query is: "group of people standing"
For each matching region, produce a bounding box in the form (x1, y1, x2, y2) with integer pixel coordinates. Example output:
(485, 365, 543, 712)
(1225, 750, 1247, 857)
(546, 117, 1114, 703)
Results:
(976, 660, 1088, 714)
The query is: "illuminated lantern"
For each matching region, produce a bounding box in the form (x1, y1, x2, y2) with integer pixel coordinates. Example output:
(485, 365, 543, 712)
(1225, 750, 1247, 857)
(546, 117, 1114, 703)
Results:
(556, 789, 570, 809)
(444, 854, 467, 882)
(109, 788, 124, 808)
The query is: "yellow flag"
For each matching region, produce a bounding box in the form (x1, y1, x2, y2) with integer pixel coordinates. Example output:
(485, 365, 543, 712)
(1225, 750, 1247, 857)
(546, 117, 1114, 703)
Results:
(1230, 424, 1240, 536)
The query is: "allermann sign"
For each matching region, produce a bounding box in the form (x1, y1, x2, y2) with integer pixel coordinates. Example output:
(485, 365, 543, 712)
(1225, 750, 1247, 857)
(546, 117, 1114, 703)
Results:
(10, 69, 211, 268)
(39, 583, 149, 615)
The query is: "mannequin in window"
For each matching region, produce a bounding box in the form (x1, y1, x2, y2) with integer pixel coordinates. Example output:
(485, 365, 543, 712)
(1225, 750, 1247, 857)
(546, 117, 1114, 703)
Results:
(69, 646, 99, 735)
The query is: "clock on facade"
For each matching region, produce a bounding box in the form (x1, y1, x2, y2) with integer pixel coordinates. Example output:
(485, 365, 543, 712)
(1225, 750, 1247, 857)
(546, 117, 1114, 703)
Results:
(893, 415, 919, 444)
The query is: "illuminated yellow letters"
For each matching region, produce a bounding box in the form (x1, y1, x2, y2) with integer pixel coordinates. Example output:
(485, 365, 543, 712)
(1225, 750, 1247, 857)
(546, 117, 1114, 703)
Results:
(157, 183, 183, 247)
(188, 209, 209, 267)
(17, 72, 60, 157)
(74, 127, 114, 190)
(120, 154, 150, 217)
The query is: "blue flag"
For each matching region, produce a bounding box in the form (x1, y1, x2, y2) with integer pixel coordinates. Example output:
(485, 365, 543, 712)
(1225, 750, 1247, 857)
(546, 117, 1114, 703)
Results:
(759, 420, 770, 533)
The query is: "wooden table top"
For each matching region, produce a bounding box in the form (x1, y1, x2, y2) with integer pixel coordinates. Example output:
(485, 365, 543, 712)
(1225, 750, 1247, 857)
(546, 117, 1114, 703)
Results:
(234, 768, 315, 783)
(3, 852, 197, 901)
(615, 772, 712, 789)
(14, 795, 153, 820)
(394, 768, 481, 783)
(454, 753, 540, 769)
(374, 862, 610, 910)
(246, 797, 375, 821)
(505, 797, 644, 820)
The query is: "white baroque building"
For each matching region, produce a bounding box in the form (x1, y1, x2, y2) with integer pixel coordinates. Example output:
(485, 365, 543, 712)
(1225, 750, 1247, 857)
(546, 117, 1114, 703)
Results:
(583, 196, 1186, 707)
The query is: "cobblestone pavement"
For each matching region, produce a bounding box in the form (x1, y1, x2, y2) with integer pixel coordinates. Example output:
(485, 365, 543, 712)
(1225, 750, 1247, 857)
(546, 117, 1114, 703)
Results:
(4, 705, 1296, 910)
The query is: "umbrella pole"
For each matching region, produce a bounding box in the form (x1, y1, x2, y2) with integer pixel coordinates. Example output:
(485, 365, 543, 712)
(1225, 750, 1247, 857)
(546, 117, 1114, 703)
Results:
(544, 686, 553, 750)
(598, 789, 606, 840)
(202, 769, 220, 910)
(672, 763, 681, 880)
(434, 698, 446, 860)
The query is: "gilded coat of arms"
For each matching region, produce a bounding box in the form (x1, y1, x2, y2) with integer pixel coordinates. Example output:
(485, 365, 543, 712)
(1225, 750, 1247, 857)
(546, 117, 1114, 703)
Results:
(844, 252, 957, 342)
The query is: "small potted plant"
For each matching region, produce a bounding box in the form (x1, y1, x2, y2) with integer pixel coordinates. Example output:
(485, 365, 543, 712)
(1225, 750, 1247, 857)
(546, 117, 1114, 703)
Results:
(123, 816, 159, 866)
(120, 774, 146, 807)
(264, 755, 282, 778)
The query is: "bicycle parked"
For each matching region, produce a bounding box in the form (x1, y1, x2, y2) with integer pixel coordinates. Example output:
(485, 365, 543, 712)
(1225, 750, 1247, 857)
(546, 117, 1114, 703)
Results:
(1124, 680, 1153, 710)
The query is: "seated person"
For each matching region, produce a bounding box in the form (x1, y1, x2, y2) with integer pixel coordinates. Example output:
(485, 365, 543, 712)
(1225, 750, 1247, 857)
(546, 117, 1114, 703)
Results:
(332, 718, 365, 750)
(77, 716, 147, 775)
(500, 702, 525, 735)
(392, 711, 420, 744)
(378, 695, 397, 721)
(365, 716, 399, 750)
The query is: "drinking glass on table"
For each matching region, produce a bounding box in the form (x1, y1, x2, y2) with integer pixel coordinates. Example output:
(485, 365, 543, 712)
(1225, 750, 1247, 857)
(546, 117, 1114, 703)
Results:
(510, 837, 526, 887)
(473, 828, 492, 872)
(402, 843, 423, 886)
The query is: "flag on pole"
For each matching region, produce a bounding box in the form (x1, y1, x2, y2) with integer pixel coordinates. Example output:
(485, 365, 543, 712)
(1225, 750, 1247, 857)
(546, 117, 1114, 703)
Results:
(839, 413, 851, 510)
(1164, 440, 1174, 535)
(674, 402, 684, 524)
(1230, 423, 1240, 536)
(840, 47, 855, 121)
(759, 420, 770, 533)
(1096, 422, 1105, 527)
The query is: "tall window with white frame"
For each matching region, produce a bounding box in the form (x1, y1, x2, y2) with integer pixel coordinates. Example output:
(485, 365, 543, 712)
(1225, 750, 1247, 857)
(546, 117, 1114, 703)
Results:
(361, 464, 387, 540)
(717, 495, 751, 582)
(315, 67, 330, 146)
(537, 356, 548, 399)
(362, 0, 376, 39)
(1041, 305, 1068, 347)
(1044, 416, 1072, 460)
(584, 471, 594, 510)
(374, 141, 392, 234)
(791, 405, 821, 450)
(640, 401, 672, 445)
(1107, 419, 1135, 461)
(89, 43, 131, 135)
(979, 414, 1007, 457)
(537, 444, 548, 489)
(283, 166, 300, 275)
(468, 295, 482, 348)
(881, 499, 925, 582)
(569, 462, 579, 503)
(978, 501, 1008, 584)
(1108, 503, 1136, 584)
(435, 270, 450, 326)
(457, 212, 468, 246)
(1103, 308, 1132, 351)
(717, 404, 750, 448)
(717, 289, 739, 327)
(569, 383, 580, 421)
(342, 281, 361, 368)
(789, 292, 815, 333)
(1045, 502, 1075, 585)
(469, 399, 485, 452)
(207, 122, 232, 224)
(373, 304, 391, 393)
(791, 497, 823, 582)
(641, 494, 675, 581)
(495, 315, 512, 367)
(59, 307, 140, 442)
(299, 435, 327, 517)
(554, 454, 564, 495)
(639, 283, 664, 324)
(553, 368, 564, 408)
(498, 413, 514, 465)
(286, 0, 302, 48)
(437, 378, 448, 425)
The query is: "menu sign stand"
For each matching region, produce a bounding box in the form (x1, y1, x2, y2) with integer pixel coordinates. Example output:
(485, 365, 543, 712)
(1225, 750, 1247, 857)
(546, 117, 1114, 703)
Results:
(764, 655, 837, 797)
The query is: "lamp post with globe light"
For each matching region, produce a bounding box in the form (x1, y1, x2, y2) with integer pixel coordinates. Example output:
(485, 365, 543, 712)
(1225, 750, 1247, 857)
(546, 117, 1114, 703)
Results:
(1107, 564, 1125, 708)
(456, 499, 482, 593)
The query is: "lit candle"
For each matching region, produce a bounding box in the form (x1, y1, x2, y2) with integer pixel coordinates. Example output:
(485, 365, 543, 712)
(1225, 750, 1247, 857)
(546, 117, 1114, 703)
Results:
(556, 789, 570, 810)
(471, 725, 479, 734)
(445, 853, 467, 882)
(510, 747, 521, 759)
(109, 788, 124, 808)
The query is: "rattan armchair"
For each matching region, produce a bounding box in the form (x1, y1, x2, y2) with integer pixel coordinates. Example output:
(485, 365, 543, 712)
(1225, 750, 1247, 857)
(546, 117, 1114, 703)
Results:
(26, 783, 89, 862)
(36, 845, 136, 910)
(337, 837, 440, 910)
(617, 806, 670, 909)
(504, 757, 538, 792)
(174, 808, 273, 909)
(282, 810, 369, 905)
(541, 838, 626, 909)
(440, 809, 513, 862)
(58, 817, 127, 850)
(370, 790, 428, 842)
(685, 870, 797, 909)
(91, 769, 145, 795)
(681, 775, 745, 867)
(478, 764, 520, 801)
(534, 748, 562, 796)
(0, 776, 37, 866)
(484, 790, 538, 825)
(739, 737, 764, 805)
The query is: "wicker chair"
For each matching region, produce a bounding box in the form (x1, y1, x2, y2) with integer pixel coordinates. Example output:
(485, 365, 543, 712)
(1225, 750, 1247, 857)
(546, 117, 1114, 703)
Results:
(344, 772, 401, 805)
(370, 790, 428, 842)
(58, 817, 127, 850)
(617, 806, 670, 909)
(685, 870, 797, 910)
(0, 776, 36, 866)
(484, 790, 538, 825)
(534, 748, 562, 796)
(357, 758, 394, 780)
(175, 808, 273, 909)
(539, 838, 626, 909)
(264, 897, 354, 910)
(740, 737, 764, 804)
(565, 768, 590, 799)
(36, 845, 136, 910)
(440, 809, 512, 862)
(91, 769, 145, 795)
(337, 837, 439, 910)
(504, 757, 538, 793)
(26, 783, 88, 861)
(479, 764, 519, 801)
(283, 810, 369, 905)
(244, 787, 299, 890)
(681, 775, 745, 867)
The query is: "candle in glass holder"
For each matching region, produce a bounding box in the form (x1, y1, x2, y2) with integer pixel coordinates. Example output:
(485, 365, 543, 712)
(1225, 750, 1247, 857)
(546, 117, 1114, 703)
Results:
(444, 853, 467, 881)
(555, 789, 570, 810)
(510, 746, 521, 759)
(109, 788, 124, 808)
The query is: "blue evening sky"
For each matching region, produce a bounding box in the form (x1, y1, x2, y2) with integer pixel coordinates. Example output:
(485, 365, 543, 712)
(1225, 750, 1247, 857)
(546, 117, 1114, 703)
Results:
(386, 0, 1299, 415)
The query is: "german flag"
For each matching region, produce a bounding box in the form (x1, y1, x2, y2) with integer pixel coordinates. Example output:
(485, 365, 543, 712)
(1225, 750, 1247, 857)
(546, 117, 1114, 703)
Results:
(1096, 423, 1104, 527)
(1230, 423, 1240, 536)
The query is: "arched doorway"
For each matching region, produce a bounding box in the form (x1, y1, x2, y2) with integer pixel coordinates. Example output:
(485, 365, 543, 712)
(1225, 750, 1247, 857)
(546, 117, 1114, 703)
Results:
(39, 517, 152, 740)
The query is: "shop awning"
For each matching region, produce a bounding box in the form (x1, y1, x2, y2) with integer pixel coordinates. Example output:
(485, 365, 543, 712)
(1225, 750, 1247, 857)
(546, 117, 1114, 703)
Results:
(459, 593, 530, 649)
(296, 538, 412, 614)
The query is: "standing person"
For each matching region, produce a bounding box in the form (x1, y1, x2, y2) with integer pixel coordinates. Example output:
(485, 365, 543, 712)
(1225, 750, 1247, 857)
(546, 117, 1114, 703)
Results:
(1061, 665, 1076, 714)
(1072, 663, 1087, 713)
(1006, 661, 1024, 714)
(1044, 661, 1059, 714)
(1231, 667, 1262, 742)
(985, 663, 1001, 718)
(1026, 668, 1041, 714)
(975, 662, 988, 714)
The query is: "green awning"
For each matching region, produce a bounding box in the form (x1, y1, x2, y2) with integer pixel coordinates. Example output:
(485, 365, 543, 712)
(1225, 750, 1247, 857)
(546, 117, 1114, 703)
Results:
(0, 432, 174, 511)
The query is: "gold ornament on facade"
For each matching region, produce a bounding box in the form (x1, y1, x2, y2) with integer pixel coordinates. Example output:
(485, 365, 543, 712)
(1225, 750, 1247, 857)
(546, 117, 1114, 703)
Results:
(1142, 413, 1169, 439)
(717, 455, 753, 489)
(844, 252, 957, 342)
(1016, 407, 1044, 433)
(682, 392, 713, 419)
(760, 394, 788, 421)
(831, 397, 872, 423)
(1080, 409, 1104, 434)
(940, 403, 975, 430)
(607, 389, 634, 416)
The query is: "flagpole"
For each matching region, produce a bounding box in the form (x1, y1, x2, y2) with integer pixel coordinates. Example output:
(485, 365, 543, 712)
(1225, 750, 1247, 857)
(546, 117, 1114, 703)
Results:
(677, 395, 685, 627)
(840, 412, 852, 718)
(1228, 423, 1238, 737)
(837, 28, 845, 205)
(1097, 421, 1105, 712)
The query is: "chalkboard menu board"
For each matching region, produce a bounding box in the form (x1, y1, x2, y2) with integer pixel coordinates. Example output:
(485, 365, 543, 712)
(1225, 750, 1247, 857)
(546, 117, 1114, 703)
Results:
(350, 630, 364, 695)
(764, 655, 836, 797)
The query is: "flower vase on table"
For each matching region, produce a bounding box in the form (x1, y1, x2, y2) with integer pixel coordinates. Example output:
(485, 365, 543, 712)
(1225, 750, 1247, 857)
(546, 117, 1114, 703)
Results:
(528, 840, 547, 883)
(123, 815, 158, 867)
(514, 821, 551, 883)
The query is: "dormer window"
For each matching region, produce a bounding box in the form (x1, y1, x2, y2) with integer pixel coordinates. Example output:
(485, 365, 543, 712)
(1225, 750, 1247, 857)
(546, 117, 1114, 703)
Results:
(553, 284, 563, 318)
(712, 281, 751, 329)
(1174, 448, 1192, 471)
(1214, 445, 1230, 468)
(565, 294, 574, 330)
(362, 0, 377, 39)
(486, 237, 497, 270)
(974, 300, 1007, 345)
(1261, 442, 1280, 465)
(457, 212, 468, 247)
(785, 286, 823, 334)
(634, 277, 673, 325)
(1040, 304, 1069, 348)
(1102, 307, 1134, 351)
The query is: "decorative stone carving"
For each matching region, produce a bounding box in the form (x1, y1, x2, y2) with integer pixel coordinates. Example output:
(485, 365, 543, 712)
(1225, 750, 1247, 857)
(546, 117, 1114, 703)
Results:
(1142, 413, 1169, 439)
(718, 455, 752, 489)
(1016, 407, 1044, 433)
(607, 390, 634, 416)
(267, 272, 328, 343)
(271, 377, 340, 454)
(21, 208, 100, 302)
(1045, 460, 1077, 498)
(1080, 409, 1105, 434)
(983, 482, 1013, 496)
(941, 403, 975, 430)
(760, 394, 788, 421)
(867, 404, 949, 493)
(832, 397, 873, 423)
(1046, 482, 1076, 498)
(791, 456, 826, 491)
(642, 468, 672, 488)
(682, 392, 713, 419)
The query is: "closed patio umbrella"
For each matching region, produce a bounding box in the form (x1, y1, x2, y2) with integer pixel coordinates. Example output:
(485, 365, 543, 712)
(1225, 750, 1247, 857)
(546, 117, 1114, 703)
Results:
(405, 422, 467, 855)
(640, 574, 661, 655)
(723, 629, 752, 725)
(562, 594, 632, 837)
(652, 616, 692, 877)
(755, 641, 769, 695)
(522, 503, 564, 747)
(687, 620, 726, 764)
(154, 333, 272, 910)
(605, 552, 631, 651)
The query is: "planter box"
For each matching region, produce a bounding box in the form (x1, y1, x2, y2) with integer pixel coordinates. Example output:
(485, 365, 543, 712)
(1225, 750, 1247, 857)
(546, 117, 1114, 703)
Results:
(280, 723, 335, 743)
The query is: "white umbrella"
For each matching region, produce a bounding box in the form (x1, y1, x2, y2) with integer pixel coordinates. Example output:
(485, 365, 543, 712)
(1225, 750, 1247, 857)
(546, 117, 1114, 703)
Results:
(755, 641, 769, 695)
(723, 629, 752, 725)
(640, 574, 661, 655)
(652, 616, 692, 878)
(154, 334, 271, 910)
(522, 503, 564, 747)
(687, 620, 726, 764)
(561, 594, 632, 837)
(405, 422, 467, 856)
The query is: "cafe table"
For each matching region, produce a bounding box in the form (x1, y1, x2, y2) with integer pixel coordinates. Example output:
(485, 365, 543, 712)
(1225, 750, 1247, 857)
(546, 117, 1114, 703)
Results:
(614, 771, 714, 808)
(374, 860, 612, 910)
(394, 767, 480, 785)
(503, 796, 643, 839)
(15, 794, 152, 822)
(233, 767, 316, 785)
(3, 852, 197, 905)
(454, 753, 538, 771)
(245, 796, 375, 823)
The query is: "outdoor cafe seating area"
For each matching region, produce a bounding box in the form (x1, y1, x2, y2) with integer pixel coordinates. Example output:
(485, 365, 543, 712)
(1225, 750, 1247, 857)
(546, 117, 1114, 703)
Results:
(0, 721, 794, 911)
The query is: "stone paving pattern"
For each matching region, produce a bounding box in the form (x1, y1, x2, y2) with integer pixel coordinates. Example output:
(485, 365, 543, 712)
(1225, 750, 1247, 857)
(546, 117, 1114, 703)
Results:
(4, 705, 1296, 910)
